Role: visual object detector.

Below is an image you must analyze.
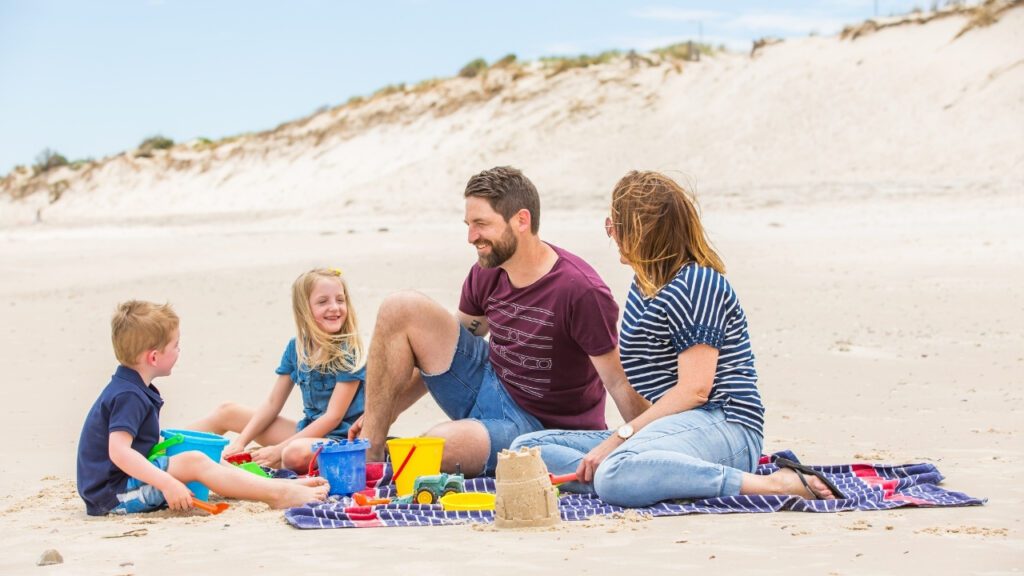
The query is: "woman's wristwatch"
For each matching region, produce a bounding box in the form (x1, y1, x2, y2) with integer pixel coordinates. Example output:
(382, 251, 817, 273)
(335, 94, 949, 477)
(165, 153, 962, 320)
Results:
(616, 424, 635, 440)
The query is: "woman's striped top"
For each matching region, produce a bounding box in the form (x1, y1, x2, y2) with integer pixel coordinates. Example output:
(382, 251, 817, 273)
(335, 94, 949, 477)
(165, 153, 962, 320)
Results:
(619, 263, 764, 436)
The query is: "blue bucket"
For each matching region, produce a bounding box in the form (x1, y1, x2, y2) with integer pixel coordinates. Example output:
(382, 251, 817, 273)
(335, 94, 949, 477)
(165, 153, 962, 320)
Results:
(313, 439, 368, 497)
(161, 429, 229, 501)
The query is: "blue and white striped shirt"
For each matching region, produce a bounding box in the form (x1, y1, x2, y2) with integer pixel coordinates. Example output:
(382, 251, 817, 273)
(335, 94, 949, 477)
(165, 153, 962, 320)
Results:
(619, 263, 764, 436)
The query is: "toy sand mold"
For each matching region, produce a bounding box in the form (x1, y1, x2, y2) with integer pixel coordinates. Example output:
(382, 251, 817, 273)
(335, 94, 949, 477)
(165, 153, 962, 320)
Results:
(493, 447, 561, 529)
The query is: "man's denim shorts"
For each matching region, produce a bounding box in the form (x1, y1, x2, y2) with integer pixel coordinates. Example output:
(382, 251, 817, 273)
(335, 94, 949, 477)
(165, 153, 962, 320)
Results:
(110, 456, 168, 514)
(421, 325, 543, 474)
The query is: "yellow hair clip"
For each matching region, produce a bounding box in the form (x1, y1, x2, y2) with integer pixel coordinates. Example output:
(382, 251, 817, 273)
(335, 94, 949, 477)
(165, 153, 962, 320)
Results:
(329, 267, 343, 276)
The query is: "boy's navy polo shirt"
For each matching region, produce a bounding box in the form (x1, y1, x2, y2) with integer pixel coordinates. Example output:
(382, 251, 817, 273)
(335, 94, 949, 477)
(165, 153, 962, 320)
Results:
(76, 365, 164, 516)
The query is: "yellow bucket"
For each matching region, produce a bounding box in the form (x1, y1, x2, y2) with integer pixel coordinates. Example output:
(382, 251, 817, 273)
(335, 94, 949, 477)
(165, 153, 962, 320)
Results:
(386, 437, 445, 497)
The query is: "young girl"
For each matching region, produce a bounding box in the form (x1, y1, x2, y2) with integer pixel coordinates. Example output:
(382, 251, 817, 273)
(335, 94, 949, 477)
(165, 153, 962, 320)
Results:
(191, 268, 366, 472)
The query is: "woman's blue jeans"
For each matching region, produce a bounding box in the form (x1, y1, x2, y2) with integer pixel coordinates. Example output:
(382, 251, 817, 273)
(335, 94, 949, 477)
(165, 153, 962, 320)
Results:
(510, 407, 763, 508)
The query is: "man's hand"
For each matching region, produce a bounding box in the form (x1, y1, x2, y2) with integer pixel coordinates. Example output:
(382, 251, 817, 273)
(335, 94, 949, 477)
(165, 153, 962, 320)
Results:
(575, 434, 623, 483)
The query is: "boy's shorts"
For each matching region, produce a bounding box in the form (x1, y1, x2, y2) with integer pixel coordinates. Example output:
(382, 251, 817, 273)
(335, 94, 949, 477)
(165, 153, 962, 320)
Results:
(421, 325, 544, 474)
(110, 456, 168, 514)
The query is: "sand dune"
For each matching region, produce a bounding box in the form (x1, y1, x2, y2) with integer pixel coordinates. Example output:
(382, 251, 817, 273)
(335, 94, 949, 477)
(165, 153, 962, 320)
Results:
(2, 4, 1021, 227)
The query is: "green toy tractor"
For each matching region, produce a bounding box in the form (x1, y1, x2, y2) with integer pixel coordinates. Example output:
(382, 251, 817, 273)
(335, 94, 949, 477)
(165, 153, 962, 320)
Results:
(397, 472, 465, 505)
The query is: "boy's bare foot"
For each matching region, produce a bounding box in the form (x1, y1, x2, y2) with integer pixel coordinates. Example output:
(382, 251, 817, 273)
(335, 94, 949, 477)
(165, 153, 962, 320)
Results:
(295, 476, 329, 488)
(270, 481, 330, 509)
(770, 468, 837, 499)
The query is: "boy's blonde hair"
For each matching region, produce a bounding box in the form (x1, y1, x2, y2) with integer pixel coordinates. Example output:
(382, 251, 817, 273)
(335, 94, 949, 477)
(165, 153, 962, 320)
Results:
(292, 268, 365, 374)
(111, 300, 180, 365)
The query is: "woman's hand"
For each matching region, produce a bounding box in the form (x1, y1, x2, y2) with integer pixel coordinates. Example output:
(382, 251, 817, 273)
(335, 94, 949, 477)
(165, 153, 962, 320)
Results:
(575, 435, 623, 483)
(250, 444, 284, 468)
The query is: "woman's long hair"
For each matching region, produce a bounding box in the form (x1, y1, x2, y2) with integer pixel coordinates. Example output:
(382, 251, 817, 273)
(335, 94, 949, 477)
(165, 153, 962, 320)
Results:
(611, 171, 725, 298)
(291, 268, 365, 374)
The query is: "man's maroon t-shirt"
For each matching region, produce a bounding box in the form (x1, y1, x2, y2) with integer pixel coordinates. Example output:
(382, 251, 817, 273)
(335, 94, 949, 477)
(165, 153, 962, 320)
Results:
(459, 243, 618, 430)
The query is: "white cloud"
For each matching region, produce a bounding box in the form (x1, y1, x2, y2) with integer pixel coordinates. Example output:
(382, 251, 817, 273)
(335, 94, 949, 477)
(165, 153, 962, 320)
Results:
(631, 7, 725, 22)
(727, 13, 847, 34)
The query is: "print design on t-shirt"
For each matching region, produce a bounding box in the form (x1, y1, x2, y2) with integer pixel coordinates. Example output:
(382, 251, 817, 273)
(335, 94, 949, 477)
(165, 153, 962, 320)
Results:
(487, 297, 555, 398)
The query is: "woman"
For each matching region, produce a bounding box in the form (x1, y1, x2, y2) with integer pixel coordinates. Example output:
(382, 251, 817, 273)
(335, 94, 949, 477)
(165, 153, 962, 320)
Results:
(511, 171, 842, 507)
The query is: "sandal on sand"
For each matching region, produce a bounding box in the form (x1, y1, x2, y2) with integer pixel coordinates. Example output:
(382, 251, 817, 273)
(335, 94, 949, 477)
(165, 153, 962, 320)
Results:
(775, 457, 846, 500)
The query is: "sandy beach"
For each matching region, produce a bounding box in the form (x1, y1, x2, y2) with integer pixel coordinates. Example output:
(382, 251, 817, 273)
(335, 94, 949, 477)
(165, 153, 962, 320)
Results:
(1, 5, 1022, 574)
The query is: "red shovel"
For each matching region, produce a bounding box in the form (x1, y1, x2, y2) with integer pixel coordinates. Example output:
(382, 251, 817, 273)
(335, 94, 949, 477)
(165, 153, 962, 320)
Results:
(192, 498, 230, 515)
(549, 472, 578, 485)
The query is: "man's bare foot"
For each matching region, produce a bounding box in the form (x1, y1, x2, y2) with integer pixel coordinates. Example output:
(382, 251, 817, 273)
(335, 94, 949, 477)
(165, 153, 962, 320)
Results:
(270, 481, 330, 509)
(771, 468, 836, 499)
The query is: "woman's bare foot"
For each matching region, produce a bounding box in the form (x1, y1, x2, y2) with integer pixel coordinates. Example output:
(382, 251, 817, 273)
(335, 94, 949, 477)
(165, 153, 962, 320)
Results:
(269, 481, 330, 509)
(771, 468, 836, 499)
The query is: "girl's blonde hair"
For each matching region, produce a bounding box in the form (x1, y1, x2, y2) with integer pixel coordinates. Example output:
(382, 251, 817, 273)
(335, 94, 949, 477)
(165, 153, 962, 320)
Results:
(291, 268, 365, 374)
(611, 171, 725, 298)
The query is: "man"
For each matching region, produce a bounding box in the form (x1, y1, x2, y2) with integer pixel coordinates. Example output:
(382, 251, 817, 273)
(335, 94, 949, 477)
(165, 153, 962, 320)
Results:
(351, 166, 648, 476)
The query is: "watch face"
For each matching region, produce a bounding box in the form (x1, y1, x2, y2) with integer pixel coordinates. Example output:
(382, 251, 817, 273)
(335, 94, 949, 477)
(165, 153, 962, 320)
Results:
(617, 424, 634, 439)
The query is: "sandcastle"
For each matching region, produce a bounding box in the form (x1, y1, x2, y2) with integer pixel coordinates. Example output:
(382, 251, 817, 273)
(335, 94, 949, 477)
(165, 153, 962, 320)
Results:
(494, 447, 561, 529)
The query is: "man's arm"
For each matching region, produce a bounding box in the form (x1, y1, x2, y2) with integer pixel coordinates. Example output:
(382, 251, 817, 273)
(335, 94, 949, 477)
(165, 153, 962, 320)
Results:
(589, 348, 651, 423)
(457, 311, 490, 337)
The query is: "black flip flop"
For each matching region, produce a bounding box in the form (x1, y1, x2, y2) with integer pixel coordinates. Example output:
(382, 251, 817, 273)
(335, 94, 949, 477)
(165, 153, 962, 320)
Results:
(775, 457, 846, 500)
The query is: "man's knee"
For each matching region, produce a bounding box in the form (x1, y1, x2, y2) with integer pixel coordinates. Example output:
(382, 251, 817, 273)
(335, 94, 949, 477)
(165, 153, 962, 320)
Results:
(425, 420, 490, 475)
(423, 421, 461, 442)
(376, 290, 432, 329)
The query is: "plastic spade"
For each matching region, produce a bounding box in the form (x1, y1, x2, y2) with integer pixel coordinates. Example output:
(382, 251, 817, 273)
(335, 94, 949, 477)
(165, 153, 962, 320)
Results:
(192, 498, 229, 515)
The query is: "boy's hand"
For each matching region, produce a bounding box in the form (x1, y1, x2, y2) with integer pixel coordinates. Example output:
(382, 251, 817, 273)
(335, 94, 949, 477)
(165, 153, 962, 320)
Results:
(160, 478, 194, 511)
(251, 444, 283, 468)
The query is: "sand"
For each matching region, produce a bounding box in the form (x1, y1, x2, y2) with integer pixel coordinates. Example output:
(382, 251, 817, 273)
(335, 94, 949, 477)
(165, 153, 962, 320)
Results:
(0, 5, 1021, 574)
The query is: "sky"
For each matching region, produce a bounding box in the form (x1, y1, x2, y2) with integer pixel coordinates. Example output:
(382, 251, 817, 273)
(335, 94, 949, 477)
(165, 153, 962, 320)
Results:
(0, 0, 930, 174)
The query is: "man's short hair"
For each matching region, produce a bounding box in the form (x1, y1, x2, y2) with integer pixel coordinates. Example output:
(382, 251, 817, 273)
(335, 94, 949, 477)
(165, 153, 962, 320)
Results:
(111, 300, 179, 365)
(464, 166, 541, 234)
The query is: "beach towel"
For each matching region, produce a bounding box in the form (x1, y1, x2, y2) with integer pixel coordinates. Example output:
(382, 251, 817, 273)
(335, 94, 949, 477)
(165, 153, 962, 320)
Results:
(283, 450, 985, 529)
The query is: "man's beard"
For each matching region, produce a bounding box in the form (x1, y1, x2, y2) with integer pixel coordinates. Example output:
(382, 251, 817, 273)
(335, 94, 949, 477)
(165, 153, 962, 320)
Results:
(478, 226, 518, 268)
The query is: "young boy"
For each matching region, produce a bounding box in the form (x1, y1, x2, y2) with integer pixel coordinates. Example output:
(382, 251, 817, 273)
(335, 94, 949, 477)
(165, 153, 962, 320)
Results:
(76, 300, 329, 516)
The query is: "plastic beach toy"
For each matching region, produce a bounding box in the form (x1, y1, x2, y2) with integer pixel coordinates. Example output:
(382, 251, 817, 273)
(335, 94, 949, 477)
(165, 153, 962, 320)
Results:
(192, 498, 229, 515)
(146, 433, 184, 461)
(385, 437, 445, 497)
(311, 439, 369, 497)
(439, 492, 496, 511)
(224, 452, 270, 478)
(160, 429, 229, 501)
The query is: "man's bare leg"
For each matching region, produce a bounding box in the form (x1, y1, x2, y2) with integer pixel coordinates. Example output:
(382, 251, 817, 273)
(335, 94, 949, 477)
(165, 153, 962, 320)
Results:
(423, 419, 491, 477)
(361, 291, 460, 461)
